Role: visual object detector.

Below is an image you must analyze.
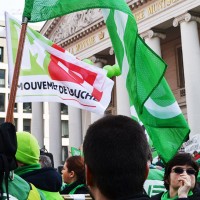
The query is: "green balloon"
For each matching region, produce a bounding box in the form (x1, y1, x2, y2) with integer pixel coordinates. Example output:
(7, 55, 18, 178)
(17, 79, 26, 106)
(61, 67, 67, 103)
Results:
(104, 64, 121, 78)
(82, 58, 94, 65)
(113, 64, 121, 76)
(103, 65, 113, 78)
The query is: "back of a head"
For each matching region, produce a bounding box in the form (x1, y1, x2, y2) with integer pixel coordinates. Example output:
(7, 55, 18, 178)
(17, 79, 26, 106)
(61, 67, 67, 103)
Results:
(39, 155, 52, 168)
(83, 115, 149, 199)
(164, 153, 199, 190)
(16, 131, 40, 165)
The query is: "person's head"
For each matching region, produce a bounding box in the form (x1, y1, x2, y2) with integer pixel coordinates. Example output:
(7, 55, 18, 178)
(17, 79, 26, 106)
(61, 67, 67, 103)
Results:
(62, 156, 85, 184)
(15, 131, 40, 166)
(83, 115, 149, 199)
(164, 153, 199, 191)
(39, 155, 52, 168)
(193, 151, 198, 156)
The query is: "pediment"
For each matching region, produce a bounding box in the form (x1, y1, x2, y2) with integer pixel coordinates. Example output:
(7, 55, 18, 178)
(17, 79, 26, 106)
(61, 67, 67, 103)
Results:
(48, 9, 103, 44)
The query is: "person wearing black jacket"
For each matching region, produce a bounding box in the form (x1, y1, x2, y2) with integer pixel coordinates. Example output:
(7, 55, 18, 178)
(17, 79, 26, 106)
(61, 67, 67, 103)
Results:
(83, 115, 150, 200)
(14, 131, 63, 200)
(151, 153, 200, 200)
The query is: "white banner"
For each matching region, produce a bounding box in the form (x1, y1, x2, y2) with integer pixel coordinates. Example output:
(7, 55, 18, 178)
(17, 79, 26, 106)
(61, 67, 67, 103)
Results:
(183, 134, 200, 154)
(5, 12, 114, 114)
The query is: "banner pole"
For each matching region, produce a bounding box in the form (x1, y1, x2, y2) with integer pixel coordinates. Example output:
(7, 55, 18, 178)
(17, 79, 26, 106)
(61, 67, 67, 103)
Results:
(5, 17, 28, 123)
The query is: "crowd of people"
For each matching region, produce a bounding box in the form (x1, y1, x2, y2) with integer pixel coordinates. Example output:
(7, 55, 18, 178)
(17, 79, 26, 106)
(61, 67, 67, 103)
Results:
(0, 115, 200, 199)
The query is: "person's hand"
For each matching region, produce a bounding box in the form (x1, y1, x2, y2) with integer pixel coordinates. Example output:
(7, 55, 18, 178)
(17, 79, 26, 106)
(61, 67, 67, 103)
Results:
(177, 174, 192, 198)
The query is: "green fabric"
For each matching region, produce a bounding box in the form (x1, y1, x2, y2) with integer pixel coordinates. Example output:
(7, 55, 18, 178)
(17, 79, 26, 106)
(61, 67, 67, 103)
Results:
(16, 132, 40, 164)
(60, 182, 67, 191)
(147, 169, 164, 181)
(161, 190, 193, 200)
(196, 159, 200, 166)
(71, 147, 82, 156)
(22, 0, 190, 163)
(197, 171, 200, 182)
(102, 3, 189, 164)
(37, 189, 47, 200)
(1, 173, 30, 200)
(15, 163, 41, 176)
(39, 189, 63, 200)
(23, 0, 132, 22)
(2, 173, 45, 199)
(69, 184, 85, 194)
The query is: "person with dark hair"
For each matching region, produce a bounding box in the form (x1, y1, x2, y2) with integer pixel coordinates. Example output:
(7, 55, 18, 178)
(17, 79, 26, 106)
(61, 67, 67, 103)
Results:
(60, 156, 88, 194)
(14, 131, 63, 200)
(83, 115, 150, 200)
(151, 153, 200, 200)
(193, 151, 200, 161)
(155, 156, 165, 170)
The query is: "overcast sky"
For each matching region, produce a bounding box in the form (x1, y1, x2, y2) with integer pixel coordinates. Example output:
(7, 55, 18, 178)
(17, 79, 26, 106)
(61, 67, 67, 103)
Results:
(0, 0, 24, 21)
(0, 0, 44, 29)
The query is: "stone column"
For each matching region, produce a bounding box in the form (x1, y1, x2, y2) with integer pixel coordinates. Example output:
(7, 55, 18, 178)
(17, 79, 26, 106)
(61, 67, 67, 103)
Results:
(31, 102, 44, 148)
(91, 112, 103, 123)
(68, 107, 82, 154)
(17, 103, 23, 131)
(112, 47, 131, 117)
(173, 13, 200, 137)
(49, 102, 62, 168)
(116, 75, 131, 116)
(81, 110, 91, 138)
(90, 57, 105, 123)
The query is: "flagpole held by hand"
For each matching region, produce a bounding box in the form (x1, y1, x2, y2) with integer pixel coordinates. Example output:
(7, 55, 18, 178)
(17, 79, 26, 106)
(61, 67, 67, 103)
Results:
(5, 17, 28, 123)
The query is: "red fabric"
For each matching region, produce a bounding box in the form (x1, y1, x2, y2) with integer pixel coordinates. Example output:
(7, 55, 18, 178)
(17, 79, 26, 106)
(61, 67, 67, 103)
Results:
(194, 153, 200, 160)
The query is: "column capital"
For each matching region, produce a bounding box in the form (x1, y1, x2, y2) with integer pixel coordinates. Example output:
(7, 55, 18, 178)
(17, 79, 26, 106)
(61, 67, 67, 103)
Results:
(173, 12, 200, 27)
(140, 30, 166, 40)
(89, 56, 107, 64)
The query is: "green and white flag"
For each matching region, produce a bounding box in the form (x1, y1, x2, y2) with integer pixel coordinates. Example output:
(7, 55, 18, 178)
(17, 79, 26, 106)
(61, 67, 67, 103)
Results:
(103, 9, 189, 163)
(22, 0, 190, 163)
(71, 147, 82, 156)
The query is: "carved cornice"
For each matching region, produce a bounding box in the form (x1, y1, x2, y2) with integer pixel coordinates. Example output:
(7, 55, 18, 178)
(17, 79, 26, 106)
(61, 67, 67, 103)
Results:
(59, 20, 105, 48)
(43, 1, 150, 43)
(44, 17, 61, 38)
(43, 9, 106, 49)
(128, 0, 149, 10)
(173, 12, 200, 27)
(140, 30, 166, 40)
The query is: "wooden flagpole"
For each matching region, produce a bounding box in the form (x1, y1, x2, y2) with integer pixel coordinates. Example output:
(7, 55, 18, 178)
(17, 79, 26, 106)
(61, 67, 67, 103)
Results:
(5, 17, 28, 123)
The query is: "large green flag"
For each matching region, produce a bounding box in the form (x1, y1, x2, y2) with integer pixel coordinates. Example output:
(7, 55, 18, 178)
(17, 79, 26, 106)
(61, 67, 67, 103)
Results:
(22, 0, 190, 163)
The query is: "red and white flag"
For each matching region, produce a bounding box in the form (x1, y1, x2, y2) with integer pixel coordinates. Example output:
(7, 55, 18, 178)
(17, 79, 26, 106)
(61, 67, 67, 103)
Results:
(6, 13, 114, 114)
